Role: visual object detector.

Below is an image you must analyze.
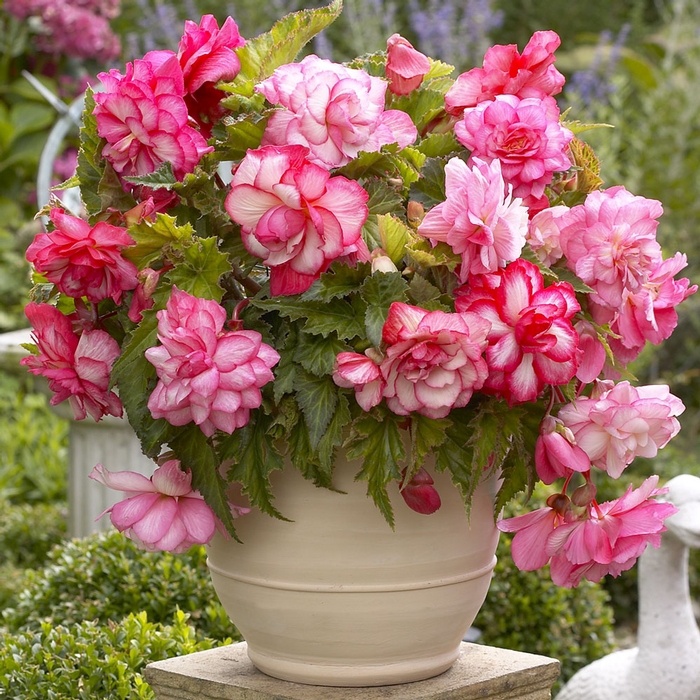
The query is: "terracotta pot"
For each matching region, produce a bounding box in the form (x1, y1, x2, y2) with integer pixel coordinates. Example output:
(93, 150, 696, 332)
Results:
(207, 455, 500, 687)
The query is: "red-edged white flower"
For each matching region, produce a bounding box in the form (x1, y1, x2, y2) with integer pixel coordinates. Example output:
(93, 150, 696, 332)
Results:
(225, 145, 370, 295)
(145, 288, 279, 437)
(26, 208, 138, 303)
(456, 259, 580, 404)
(21, 302, 122, 421)
(90, 460, 249, 553)
(333, 351, 385, 412)
(417, 157, 529, 280)
(385, 34, 431, 95)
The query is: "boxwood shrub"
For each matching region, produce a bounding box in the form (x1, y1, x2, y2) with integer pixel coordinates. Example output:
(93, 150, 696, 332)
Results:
(0, 610, 229, 699)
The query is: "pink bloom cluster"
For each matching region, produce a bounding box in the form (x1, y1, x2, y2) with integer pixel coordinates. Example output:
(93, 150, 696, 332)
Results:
(225, 145, 370, 295)
(21, 303, 122, 421)
(257, 55, 418, 168)
(499, 477, 677, 587)
(145, 288, 280, 437)
(6, 0, 121, 61)
(90, 460, 249, 552)
(94, 15, 243, 184)
(26, 208, 138, 304)
(334, 302, 491, 419)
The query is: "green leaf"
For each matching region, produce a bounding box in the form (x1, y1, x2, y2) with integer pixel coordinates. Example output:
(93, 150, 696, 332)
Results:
(346, 412, 405, 527)
(410, 414, 450, 477)
(294, 332, 349, 376)
(409, 156, 448, 208)
(360, 271, 409, 346)
(317, 393, 351, 472)
(293, 370, 338, 449)
(76, 89, 106, 216)
(218, 113, 269, 161)
(377, 213, 412, 265)
(391, 89, 448, 131)
(406, 234, 459, 271)
(165, 237, 230, 300)
(125, 213, 195, 268)
(124, 161, 177, 189)
(408, 273, 449, 310)
(424, 58, 455, 82)
(364, 178, 404, 217)
(434, 413, 479, 512)
(414, 132, 460, 158)
(302, 263, 370, 302)
(287, 413, 330, 489)
(235, 0, 343, 84)
(97, 163, 138, 212)
(170, 426, 237, 537)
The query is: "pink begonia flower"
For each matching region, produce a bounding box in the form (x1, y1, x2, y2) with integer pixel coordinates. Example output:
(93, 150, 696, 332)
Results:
(177, 15, 245, 136)
(456, 259, 580, 405)
(573, 319, 607, 383)
(90, 461, 249, 553)
(557, 187, 664, 309)
(445, 30, 565, 116)
(26, 208, 138, 304)
(225, 145, 370, 295)
(455, 94, 573, 201)
(417, 157, 529, 280)
(127, 267, 164, 323)
(94, 50, 212, 182)
(21, 302, 122, 421)
(535, 415, 591, 484)
(256, 55, 418, 168)
(333, 350, 385, 411)
(399, 468, 442, 515)
(145, 288, 280, 437)
(526, 204, 569, 266)
(379, 302, 491, 419)
(385, 34, 431, 95)
(546, 477, 676, 587)
(556, 381, 685, 479)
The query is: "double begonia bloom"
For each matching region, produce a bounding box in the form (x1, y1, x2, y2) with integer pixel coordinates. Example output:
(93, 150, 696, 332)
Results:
(177, 14, 245, 135)
(445, 30, 565, 116)
(256, 55, 418, 168)
(224, 145, 370, 295)
(21, 302, 122, 421)
(145, 288, 280, 437)
(26, 208, 138, 303)
(455, 94, 573, 202)
(417, 157, 529, 280)
(385, 34, 431, 95)
(94, 50, 212, 181)
(556, 381, 685, 479)
(334, 303, 491, 419)
(526, 204, 569, 267)
(90, 460, 247, 553)
(456, 259, 580, 405)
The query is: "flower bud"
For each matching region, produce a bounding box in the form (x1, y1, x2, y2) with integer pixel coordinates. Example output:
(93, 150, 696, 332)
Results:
(386, 34, 430, 95)
(571, 482, 597, 507)
(546, 492, 571, 515)
(371, 248, 398, 273)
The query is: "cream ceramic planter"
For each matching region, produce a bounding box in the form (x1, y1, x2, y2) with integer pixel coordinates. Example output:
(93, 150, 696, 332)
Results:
(207, 456, 500, 687)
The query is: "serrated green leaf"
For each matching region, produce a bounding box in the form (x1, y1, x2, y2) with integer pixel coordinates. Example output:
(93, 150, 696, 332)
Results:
(317, 393, 351, 471)
(391, 89, 448, 131)
(409, 414, 450, 480)
(415, 132, 460, 158)
(124, 161, 177, 189)
(406, 234, 459, 271)
(219, 113, 269, 161)
(165, 237, 230, 300)
(294, 332, 349, 376)
(287, 413, 330, 488)
(360, 271, 409, 346)
(345, 51, 386, 76)
(434, 413, 479, 512)
(235, 0, 343, 84)
(409, 155, 448, 208)
(294, 370, 338, 449)
(125, 213, 195, 268)
(346, 412, 405, 527)
(302, 263, 370, 302)
(407, 273, 449, 310)
(76, 89, 105, 216)
(364, 178, 404, 216)
(98, 163, 138, 212)
(377, 213, 412, 264)
(424, 58, 455, 82)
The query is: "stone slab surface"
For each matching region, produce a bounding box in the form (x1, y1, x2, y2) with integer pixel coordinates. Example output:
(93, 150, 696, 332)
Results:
(145, 641, 560, 700)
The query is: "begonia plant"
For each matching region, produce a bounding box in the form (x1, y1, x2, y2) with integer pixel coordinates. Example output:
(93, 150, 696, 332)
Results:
(22, 0, 696, 587)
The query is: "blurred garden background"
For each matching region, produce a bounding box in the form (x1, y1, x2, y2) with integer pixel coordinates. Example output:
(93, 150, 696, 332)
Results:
(1, 0, 699, 696)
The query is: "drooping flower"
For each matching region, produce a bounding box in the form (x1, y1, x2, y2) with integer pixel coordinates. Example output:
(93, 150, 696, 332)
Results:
(399, 468, 442, 515)
(378, 302, 491, 419)
(445, 30, 565, 116)
(256, 55, 417, 168)
(573, 319, 607, 383)
(145, 288, 279, 437)
(417, 157, 529, 280)
(225, 145, 370, 295)
(456, 259, 580, 404)
(26, 207, 138, 303)
(89, 460, 249, 553)
(556, 381, 685, 479)
(21, 302, 122, 421)
(455, 94, 573, 202)
(385, 34, 431, 95)
(177, 14, 245, 135)
(94, 50, 212, 182)
(535, 415, 591, 484)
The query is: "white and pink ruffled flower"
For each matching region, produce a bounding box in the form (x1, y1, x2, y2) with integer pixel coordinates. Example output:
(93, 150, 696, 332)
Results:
(445, 30, 565, 116)
(26, 208, 138, 304)
(225, 145, 370, 295)
(145, 288, 280, 437)
(385, 34, 431, 95)
(556, 381, 685, 479)
(455, 94, 573, 202)
(256, 55, 417, 168)
(89, 460, 249, 553)
(417, 157, 529, 280)
(21, 302, 122, 422)
(526, 205, 569, 266)
(456, 259, 580, 405)
(94, 50, 212, 181)
(333, 350, 385, 411)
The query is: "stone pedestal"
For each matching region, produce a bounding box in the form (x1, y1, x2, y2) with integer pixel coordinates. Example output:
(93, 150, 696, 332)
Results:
(145, 642, 560, 700)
